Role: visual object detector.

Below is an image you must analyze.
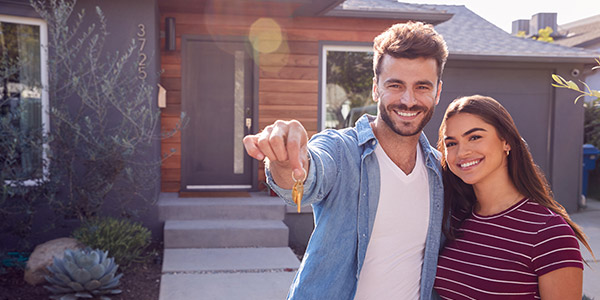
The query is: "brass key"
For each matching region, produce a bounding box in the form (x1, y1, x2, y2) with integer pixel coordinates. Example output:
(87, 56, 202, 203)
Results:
(292, 169, 306, 213)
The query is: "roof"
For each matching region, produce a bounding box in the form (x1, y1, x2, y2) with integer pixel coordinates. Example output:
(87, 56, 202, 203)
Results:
(555, 14, 600, 48)
(335, 0, 600, 62)
(326, 0, 453, 24)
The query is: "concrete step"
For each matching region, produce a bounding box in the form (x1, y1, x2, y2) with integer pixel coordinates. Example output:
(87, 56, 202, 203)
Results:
(162, 247, 300, 273)
(157, 192, 285, 221)
(159, 271, 296, 300)
(164, 220, 289, 248)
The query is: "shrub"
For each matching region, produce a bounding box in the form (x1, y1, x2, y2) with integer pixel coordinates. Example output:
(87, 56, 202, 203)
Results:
(72, 217, 151, 267)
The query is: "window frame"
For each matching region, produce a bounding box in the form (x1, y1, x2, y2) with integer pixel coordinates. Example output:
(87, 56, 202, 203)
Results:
(0, 14, 49, 185)
(319, 42, 373, 131)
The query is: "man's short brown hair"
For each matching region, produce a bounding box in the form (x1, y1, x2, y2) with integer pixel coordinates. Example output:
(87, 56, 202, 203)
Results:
(373, 21, 448, 83)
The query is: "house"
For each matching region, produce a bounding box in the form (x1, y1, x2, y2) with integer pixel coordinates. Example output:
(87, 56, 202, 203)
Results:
(556, 14, 600, 49)
(512, 13, 600, 103)
(1, 0, 598, 250)
(159, 0, 599, 213)
(555, 14, 600, 103)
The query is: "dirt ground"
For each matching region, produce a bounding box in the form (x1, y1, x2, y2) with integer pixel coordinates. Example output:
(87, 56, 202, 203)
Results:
(0, 243, 162, 300)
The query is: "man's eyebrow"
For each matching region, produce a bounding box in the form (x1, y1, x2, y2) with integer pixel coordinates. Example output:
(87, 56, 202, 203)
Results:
(444, 128, 487, 141)
(416, 80, 434, 87)
(384, 78, 405, 85)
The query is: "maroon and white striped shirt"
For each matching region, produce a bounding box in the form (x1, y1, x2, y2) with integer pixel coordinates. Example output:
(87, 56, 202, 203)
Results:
(434, 198, 583, 299)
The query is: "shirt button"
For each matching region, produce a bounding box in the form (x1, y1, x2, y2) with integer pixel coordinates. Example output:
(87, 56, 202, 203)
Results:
(372, 141, 376, 146)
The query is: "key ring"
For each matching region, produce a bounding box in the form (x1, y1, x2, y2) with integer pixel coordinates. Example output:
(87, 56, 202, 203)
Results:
(292, 168, 307, 182)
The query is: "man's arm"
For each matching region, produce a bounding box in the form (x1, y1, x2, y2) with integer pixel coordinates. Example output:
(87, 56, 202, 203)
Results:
(243, 120, 309, 189)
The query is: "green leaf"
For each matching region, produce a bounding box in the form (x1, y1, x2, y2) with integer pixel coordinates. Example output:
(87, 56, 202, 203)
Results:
(67, 281, 85, 292)
(84, 279, 102, 291)
(74, 292, 93, 298)
(89, 263, 106, 278)
(551, 74, 563, 84)
(73, 268, 92, 284)
(567, 80, 580, 91)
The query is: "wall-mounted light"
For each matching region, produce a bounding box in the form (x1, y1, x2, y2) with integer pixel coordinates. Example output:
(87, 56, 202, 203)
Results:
(165, 17, 176, 51)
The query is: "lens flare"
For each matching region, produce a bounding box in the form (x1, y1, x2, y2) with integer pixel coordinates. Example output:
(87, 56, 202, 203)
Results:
(249, 18, 282, 54)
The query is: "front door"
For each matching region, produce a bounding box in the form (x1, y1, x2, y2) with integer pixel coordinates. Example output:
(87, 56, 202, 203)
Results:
(181, 37, 254, 191)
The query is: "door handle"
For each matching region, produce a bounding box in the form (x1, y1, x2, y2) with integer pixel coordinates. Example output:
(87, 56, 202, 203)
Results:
(245, 118, 252, 130)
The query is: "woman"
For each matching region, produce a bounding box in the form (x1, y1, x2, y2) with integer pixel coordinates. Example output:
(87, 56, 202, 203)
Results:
(433, 95, 594, 299)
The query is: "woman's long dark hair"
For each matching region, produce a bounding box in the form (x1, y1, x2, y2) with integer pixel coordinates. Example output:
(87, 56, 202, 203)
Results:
(437, 95, 593, 257)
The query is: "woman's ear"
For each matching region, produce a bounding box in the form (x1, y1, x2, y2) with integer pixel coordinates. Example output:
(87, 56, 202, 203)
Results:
(503, 141, 511, 157)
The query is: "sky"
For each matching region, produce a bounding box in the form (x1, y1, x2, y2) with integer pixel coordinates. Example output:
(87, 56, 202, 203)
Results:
(410, 0, 600, 33)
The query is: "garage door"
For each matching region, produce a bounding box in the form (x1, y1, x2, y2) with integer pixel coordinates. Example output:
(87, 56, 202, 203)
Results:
(424, 65, 553, 175)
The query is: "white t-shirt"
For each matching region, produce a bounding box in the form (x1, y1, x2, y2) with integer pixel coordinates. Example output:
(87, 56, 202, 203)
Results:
(354, 143, 430, 300)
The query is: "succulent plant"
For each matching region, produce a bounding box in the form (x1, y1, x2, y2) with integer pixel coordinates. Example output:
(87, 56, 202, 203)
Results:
(44, 247, 122, 300)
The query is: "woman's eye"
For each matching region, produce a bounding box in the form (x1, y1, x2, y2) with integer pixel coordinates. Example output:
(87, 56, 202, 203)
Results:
(445, 142, 456, 147)
(469, 135, 481, 141)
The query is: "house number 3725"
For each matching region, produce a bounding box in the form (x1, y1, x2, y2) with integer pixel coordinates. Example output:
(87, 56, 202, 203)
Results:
(137, 24, 147, 79)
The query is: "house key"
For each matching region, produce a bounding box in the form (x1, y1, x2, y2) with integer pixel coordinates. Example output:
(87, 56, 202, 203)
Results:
(292, 169, 306, 213)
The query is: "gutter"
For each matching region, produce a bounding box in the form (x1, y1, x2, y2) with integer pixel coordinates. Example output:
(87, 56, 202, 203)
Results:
(324, 9, 453, 25)
(449, 52, 600, 64)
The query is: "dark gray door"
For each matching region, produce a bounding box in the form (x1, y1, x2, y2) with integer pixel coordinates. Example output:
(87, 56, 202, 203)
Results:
(181, 38, 254, 191)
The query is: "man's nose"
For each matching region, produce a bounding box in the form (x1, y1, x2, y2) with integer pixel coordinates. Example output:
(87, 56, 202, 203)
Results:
(399, 89, 417, 107)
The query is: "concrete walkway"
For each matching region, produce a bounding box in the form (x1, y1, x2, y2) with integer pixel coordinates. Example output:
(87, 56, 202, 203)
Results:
(158, 198, 600, 299)
(159, 247, 299, 299)
(571, 198, 600, 298)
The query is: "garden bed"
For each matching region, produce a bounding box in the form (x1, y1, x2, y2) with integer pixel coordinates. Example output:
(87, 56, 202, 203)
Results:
(0, 242, 163, 300)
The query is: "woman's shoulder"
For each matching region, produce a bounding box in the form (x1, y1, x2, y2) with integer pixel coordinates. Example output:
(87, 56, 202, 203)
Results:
(514, 200, 573, 233)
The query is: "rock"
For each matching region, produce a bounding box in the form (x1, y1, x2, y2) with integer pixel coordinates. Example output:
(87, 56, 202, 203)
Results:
(24, 237, 84, 286)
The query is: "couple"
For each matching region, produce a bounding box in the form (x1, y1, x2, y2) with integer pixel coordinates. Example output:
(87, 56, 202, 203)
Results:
(243, 22, 593, 299)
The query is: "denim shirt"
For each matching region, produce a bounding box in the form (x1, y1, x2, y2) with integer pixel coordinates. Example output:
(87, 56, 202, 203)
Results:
(267, 115, 444, 300)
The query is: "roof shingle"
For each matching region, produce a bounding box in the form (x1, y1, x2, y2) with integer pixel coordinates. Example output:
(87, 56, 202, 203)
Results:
(336, 0, 600, 61)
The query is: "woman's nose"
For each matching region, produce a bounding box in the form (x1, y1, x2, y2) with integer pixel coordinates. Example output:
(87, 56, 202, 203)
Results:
(457, 144, 471, 158)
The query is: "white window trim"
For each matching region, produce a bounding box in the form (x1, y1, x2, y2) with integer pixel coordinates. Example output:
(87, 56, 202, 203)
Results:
(320, 44, 372, 131)
(1, 14, 49, 186)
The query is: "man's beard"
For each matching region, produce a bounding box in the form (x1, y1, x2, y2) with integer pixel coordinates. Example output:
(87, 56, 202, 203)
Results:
(379, 102, 434, 136)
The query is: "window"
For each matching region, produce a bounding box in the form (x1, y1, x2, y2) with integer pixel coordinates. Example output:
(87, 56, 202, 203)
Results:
(321, 44, 375, 130)
(0, 15, 48, 183)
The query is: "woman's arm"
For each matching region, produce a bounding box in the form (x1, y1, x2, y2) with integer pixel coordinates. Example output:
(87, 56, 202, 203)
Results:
(538, 267, 582, 300)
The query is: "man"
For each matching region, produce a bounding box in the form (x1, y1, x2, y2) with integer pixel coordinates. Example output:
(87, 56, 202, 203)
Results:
(243, 21, 448, 299)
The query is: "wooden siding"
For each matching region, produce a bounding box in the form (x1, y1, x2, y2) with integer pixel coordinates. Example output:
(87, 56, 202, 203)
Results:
(159, 5, 402, 191)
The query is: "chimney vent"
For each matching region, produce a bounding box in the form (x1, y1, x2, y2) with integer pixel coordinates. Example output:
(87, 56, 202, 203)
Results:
(529, 13, 557, 36)
(512, 19, 529, 35)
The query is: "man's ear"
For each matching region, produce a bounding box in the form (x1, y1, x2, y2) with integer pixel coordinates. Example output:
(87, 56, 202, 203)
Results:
(435, 80, 443, 105)
(372, 77, 379, 102)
